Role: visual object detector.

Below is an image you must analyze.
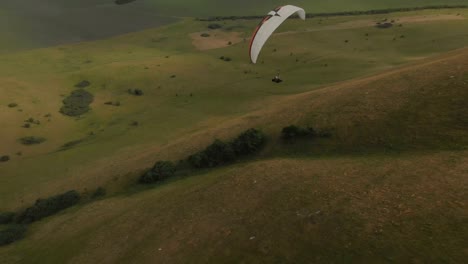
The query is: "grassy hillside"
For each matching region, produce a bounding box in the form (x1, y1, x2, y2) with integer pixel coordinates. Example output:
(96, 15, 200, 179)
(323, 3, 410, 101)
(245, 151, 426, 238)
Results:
(0, 44, 467, 262)
(1, 8, 468, 210)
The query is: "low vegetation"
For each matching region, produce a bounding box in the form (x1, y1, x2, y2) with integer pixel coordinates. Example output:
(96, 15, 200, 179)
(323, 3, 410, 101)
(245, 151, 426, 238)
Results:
(114, 0, 136, 5)
(74, 80, 91, 88)
(7, 103, 17, 108)
(104, 101, 121, 106)
(16, 190, 81, 224)
(188, 128, 265, 168)
(281, 125, 332, 141)
(207, 23, 222, 29)
(60, 89, 94, 116)
(376, 22, 393, 28)
(281, 125, 316, 140)
(0, 155, 10, 162)
(19, 136, 46, 145)
(219, 56, 232, 62)
(0, 212, 15, 224)
(200, 33, 210, 37)
(139, 161, 176, 184)
(0, 225, 27, 246)
(60, 139, 85, 151)
(128, 88, 144, 96)
(91, 187, 106, 199)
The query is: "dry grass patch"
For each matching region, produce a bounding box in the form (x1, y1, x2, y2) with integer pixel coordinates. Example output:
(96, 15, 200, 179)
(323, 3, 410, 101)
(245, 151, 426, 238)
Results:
(190, 30, 244, 50)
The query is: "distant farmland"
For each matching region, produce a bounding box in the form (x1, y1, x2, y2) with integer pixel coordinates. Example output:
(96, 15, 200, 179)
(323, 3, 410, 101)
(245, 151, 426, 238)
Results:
(0, 0, 467, 51)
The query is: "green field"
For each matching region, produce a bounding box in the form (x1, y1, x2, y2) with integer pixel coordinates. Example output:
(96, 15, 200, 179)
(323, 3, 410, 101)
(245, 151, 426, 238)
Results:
(0, 4, 467, 263)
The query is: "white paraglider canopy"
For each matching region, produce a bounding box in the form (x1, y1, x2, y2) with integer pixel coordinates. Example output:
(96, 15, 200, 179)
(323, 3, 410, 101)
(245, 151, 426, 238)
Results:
(249, 5, 306, 64)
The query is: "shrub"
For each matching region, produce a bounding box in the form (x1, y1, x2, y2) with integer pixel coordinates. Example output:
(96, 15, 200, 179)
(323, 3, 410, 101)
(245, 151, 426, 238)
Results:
(115, 0, 136, 5)
(0, 225, 27, 246)
(139, 161, 176, 184)
(200, 33, 210, 37)
(60, 139, 84, 150)
(16, 190, 80, 224)
(60, 89, 94, 116)
(7, 103, 17, 108)
(207, 23, 222, 29)
(223, 57, 232, 62)
(188, 140, 235, 168)
(0, 212, 15, 224)
(92, 187, 106, 198)
(376, 22, 393, 29)
(281, 125, 315, 140)
(19, 136, 46, 145)
(128, 88, 144, 96)
(188, 129, 265, 168)
(231, 128, 266, 156)
(74, 80, 91, 88)
(0, 155, 10, 162)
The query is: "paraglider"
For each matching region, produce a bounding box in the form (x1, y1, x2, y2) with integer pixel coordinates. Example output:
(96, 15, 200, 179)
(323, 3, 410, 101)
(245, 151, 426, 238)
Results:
(249, 5, 306, 64)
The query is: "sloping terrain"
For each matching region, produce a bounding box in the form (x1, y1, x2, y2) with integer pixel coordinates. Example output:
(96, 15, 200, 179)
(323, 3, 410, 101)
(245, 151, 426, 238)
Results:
(1, 8, 468, 210)
(0, 44, 467, 263)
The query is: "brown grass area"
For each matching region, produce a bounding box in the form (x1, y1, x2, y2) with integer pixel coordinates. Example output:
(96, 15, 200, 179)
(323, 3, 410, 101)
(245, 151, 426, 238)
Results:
(1, 151, 466, 263)
(190, 30, 244, 50)
(0, 75, 77, 156)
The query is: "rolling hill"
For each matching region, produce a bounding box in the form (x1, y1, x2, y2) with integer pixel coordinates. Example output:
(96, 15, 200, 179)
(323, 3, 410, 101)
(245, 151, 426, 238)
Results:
(1, 34, 467, 264)
(0, 4, 467, 263)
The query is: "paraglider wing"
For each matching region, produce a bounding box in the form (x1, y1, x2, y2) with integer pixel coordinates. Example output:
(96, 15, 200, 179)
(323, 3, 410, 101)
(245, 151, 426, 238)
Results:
(249, 5, 305, 64)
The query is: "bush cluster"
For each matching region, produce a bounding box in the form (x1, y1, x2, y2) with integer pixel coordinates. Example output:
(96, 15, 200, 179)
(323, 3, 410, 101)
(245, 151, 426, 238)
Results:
(115, 0, 136, 5)
(188, 128, 265, 168)
(281, 125, 332, 141)
(128, 88, 144, 96)
(104, 101, 121, 106)
(74, 80, 91, 88)
(219, 56, 232, 62)
(281, 125, 315, 140)
(0, 225, 27, 246)
(16, 190, 80, 224)
(207, 23, 222, 29)
(60, 89, 94, 116)
(91, 187, 106, 198)
(19, 136, 46, 145)
(139, 161, 176, 184)
(0, 212, 15, 224)
(376, 22, 393, 28)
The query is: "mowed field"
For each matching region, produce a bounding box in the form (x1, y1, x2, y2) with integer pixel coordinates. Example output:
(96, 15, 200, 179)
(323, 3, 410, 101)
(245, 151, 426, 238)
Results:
(1, 8, 468, 211)
(0, 22, 467, 262)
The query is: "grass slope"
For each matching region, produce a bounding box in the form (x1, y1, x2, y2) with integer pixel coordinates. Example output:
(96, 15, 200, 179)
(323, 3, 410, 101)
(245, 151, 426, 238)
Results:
(1, 9, 468, 210)
(0, 37, 467, 263)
